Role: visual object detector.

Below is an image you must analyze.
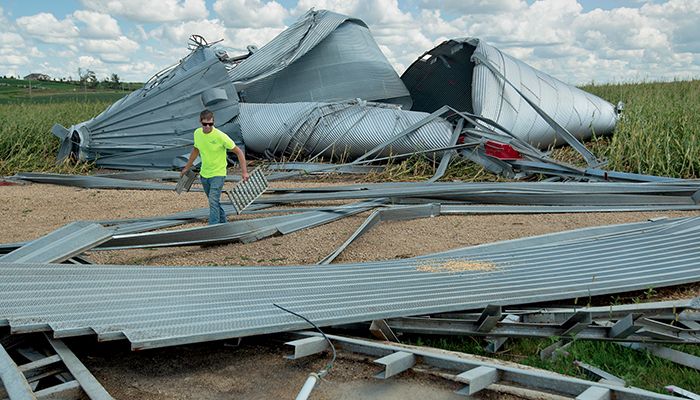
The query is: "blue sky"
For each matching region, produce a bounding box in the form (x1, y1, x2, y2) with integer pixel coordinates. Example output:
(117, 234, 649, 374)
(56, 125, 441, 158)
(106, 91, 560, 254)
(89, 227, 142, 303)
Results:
(2, 0, 699, 84)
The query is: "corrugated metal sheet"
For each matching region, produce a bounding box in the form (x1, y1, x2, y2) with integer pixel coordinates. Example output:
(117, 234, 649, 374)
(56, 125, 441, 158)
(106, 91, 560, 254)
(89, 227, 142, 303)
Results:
(0, 222, 113, 264)
(1, 217, 699, 350)
(228, 10, 411, 107)
(238, 101, 454, 159)
(401, 38, 619, 148)
(259, 180, 700, 205)
(99, 199, 384, 249)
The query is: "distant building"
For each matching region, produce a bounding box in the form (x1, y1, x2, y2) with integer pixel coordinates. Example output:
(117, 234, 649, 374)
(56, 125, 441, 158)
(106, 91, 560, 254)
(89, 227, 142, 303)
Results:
(23, 73, 51, 81)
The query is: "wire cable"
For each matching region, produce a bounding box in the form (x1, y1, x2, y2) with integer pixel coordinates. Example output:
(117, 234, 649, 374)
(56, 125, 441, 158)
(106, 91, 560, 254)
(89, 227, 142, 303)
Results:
(273, 303, 336, 378)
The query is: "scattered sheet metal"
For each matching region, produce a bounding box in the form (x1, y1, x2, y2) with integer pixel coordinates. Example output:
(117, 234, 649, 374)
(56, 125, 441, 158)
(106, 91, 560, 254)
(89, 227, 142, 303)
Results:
(95, 170, 243, 182)
(260, 180, 700, 206)
(93, 170, 182, 181)
(288, 332, 676, 400)
(0, 222, 114, 264)
(440, 204, 700, 214)
(509, 160, 686, 183)
(12, 172, 177, 190)
(98, 199, 384, 249)
(0, 333, 113, 400)
(0, 244, 93, 265)
(1, 217, 699, 350)
(381, 311, 698, 344)
(265, 162, 384, 175)
(443, 298, 700, 323)
(402, 38, 620, 149)
(226, 9, 411, 107)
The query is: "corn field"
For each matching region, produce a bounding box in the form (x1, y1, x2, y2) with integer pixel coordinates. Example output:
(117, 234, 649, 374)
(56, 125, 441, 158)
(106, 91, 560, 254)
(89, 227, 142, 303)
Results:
(581, 79, 700, 178)
(0, 102, 109, 175)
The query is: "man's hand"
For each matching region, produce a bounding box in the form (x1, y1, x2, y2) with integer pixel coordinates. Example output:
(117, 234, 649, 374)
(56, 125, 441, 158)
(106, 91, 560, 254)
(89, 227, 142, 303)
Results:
(242, 171, 250, 182)
(180, 167, 188, 177)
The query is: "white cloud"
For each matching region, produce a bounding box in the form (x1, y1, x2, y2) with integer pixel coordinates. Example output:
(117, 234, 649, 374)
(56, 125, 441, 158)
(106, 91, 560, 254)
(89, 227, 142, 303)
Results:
(78, 55, 104, 67)
(573, 8, 669, 51)
(224, 27, 286, 52)
(77, 36, 140, 64)
(16, 13, 79, 44)
(421, 0, 525, 15)
(79, 0, 207, 23)
(0, 49, 30, 66)
(3, 1, 700, 85)
(641, 0, 700, 53)
(294, 0, 434, 74)
(0, 5, 9, 25)
(73, 10, 122, 38)
(151, 19, 229, 47)
(214, 0, 288, 28)
(0, 32, 26, 48)
(115, 61, 157, 76)
(81, 36, 139, 54)
(52, 49, 77, 58)
(418, 9, 462, 38)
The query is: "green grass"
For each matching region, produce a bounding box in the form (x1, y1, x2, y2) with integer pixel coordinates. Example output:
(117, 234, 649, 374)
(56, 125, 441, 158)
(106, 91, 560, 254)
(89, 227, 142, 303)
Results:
(409, 335, 700, 393)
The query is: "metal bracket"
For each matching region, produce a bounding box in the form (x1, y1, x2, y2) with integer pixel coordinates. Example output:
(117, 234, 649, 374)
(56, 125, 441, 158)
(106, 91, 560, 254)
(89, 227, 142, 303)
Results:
(284, 336, 329, 360)
(374, 351, 416, 379)
(454, 366, 498, 395)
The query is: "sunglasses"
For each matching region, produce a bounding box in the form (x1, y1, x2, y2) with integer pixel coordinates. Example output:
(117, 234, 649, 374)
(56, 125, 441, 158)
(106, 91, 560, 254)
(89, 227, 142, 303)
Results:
(201, 122, 214, 126)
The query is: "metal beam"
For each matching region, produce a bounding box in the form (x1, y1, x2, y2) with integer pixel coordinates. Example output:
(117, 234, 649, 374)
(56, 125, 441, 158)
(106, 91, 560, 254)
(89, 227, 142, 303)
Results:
(45, 335, 114, 400)
(620, 343, 700, 371)
(296, 332, 676, 400)
(0, 342, 35, 400)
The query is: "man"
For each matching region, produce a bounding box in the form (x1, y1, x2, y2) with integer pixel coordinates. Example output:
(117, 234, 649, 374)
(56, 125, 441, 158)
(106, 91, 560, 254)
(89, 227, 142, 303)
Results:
(181, 109, 249, 225)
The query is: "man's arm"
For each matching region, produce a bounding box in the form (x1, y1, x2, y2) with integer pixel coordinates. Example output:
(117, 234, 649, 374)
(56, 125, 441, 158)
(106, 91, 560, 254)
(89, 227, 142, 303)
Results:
(232, 146, 249, 181)
(181, 147, 200, 176)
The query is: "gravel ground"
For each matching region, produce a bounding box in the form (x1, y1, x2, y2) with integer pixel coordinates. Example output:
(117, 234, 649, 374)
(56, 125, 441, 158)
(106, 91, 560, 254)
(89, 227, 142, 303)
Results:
(2, 178, 699, 399)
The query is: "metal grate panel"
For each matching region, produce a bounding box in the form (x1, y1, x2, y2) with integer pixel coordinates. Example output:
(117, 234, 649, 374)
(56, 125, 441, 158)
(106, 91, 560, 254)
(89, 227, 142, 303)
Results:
(225, 167, 268, 214)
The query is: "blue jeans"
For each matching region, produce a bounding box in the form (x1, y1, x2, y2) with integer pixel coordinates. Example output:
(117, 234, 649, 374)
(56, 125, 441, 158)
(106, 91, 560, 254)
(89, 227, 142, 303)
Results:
(201, 175, 226, 225)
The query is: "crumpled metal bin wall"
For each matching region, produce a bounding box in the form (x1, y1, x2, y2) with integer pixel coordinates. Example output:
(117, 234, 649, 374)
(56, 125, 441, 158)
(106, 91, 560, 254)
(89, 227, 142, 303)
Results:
(402, 38, 619, 148)
(228, 9, 412, 108)
(52, 46, 241, 169)
(238, 102, 454, 160)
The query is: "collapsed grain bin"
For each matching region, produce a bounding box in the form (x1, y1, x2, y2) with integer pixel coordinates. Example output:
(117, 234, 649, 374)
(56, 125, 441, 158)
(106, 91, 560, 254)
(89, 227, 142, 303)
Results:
(226, 9, 412, 108)
(401, 38, 620, 148)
